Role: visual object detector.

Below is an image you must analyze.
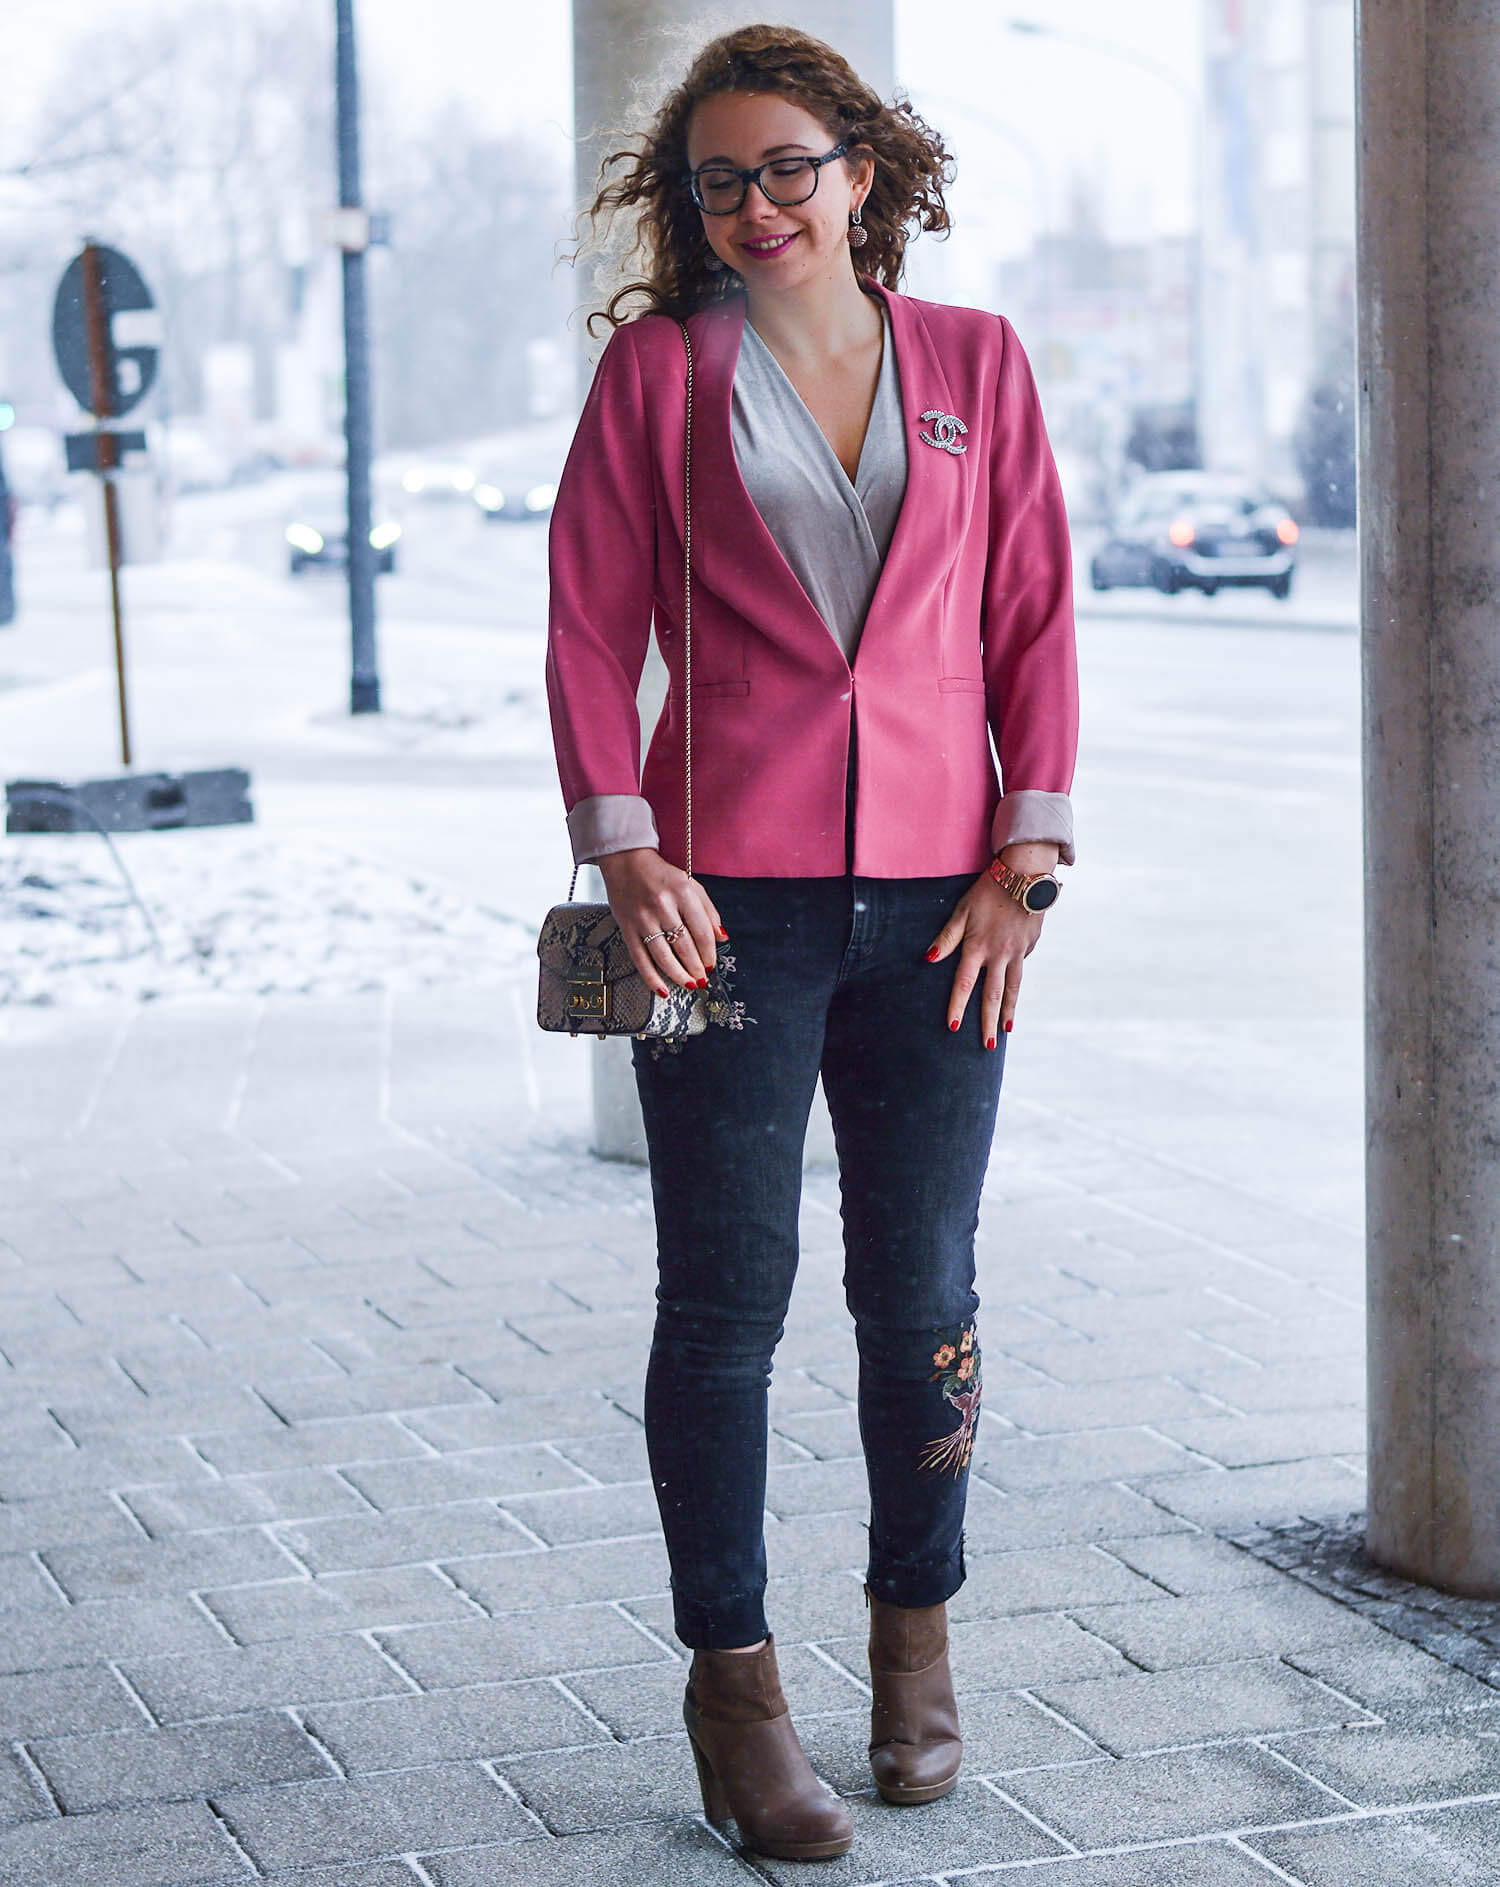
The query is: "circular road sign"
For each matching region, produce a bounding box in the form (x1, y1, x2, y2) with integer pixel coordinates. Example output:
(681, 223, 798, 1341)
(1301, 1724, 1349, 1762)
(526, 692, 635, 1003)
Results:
(52, 244, 160, 420)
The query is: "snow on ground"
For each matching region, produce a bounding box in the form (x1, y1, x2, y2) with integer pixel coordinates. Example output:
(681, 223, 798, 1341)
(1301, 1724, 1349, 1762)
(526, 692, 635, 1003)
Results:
(0, 827, 535, 1007)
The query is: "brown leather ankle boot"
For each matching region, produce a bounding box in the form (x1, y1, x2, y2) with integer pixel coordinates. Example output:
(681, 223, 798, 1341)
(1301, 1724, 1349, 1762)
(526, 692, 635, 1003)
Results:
(683, 1633, 854, 1860)
(866, 1591, 963, 1804)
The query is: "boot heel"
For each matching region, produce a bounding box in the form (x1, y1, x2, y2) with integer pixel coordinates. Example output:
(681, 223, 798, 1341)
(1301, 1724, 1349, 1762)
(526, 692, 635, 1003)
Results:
(689, 1733, 731, 1827)
(683, 1637, 854, 1859)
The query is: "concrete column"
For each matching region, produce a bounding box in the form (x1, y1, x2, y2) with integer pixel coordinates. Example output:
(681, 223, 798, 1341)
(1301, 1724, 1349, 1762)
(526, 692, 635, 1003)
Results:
(1360, 2, 1500, 1594)
(573, 1, 893, 1165)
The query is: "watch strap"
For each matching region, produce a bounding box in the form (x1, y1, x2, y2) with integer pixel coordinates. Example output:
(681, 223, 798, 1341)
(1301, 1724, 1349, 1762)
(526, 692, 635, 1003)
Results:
(987, 855, 1060, 911)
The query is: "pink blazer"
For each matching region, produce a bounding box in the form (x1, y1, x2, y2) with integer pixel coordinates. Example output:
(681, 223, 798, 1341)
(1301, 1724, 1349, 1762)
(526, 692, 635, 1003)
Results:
(545, 279, 1078, 879)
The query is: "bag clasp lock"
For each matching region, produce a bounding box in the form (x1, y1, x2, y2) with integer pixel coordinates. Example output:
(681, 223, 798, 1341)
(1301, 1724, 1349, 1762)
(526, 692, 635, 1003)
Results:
(565, 964, 609, 1033)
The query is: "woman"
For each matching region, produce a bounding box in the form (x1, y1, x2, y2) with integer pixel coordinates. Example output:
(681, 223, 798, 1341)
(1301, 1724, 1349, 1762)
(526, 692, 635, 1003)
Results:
(546, 24, 1077, 1864)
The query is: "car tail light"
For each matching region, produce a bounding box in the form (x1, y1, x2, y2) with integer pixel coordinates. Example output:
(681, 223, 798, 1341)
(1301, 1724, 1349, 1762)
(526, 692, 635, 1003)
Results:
(1276, 518, 1300, 546)
(1168, 518, 1195, 547)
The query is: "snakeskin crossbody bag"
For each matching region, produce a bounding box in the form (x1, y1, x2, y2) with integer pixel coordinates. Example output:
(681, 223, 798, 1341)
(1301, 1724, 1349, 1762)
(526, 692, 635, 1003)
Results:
(537, 319, 710, 1042)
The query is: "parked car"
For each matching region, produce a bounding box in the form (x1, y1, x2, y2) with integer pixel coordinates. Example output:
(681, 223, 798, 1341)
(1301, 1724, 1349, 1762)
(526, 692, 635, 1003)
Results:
(285, 508, 401, 576)
(1091, 474, 1299, 599)
(472, 476, 556, 523)
(0, 432, 15, 626)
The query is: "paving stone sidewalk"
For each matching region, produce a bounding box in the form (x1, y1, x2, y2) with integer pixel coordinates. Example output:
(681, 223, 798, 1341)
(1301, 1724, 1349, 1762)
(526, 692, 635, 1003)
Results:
(2, 981, 1499, 1887)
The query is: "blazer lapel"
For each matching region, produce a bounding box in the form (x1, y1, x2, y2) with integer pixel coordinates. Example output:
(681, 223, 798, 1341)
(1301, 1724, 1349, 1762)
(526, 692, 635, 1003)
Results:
(685, 295, 845, 670)
(852, 282, 970, 673)
(681, 284, 970, 674)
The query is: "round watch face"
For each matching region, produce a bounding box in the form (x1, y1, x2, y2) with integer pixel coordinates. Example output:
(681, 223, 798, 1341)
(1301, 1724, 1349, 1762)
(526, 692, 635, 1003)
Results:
(1024, 877, 1060, 912)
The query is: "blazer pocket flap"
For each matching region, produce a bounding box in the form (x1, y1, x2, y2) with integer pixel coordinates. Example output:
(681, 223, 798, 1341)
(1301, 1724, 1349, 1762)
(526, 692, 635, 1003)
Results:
(699, 679, 750, 698)
(938, 677, 986, 695)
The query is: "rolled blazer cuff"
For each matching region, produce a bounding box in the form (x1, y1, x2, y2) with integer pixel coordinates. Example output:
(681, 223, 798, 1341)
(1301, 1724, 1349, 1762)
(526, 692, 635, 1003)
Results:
(991, 790, 1075, 867)
(567, 793, 660, 866)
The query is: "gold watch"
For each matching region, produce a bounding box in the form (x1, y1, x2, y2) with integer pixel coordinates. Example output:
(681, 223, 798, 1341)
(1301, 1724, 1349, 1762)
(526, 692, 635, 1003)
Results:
(987, 855, 1062, 913)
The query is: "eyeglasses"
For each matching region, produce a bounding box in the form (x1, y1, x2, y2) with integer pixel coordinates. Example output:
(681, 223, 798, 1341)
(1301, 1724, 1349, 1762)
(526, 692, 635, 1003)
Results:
(687, 141, 851, 215)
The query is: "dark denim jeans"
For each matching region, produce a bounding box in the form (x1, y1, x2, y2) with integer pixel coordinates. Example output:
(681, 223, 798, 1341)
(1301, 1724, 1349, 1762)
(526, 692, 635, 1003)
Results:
(632, 873, 1004, 1649)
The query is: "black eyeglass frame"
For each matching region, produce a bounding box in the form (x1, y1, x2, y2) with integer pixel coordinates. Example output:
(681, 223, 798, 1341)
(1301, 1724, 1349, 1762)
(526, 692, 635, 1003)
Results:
(687, 140, 853, 215)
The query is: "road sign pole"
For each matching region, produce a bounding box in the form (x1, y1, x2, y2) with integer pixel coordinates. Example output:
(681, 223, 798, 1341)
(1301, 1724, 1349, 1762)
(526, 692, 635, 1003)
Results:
(99, 481, 131, 766)
(335, 0, 379, 715)
(81, 241, 133, 767)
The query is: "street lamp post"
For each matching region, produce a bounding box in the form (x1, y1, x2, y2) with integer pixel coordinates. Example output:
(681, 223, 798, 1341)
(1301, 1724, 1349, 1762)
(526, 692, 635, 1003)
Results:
(1006, 18, 1204, 459)
(334, 0, 380, 715)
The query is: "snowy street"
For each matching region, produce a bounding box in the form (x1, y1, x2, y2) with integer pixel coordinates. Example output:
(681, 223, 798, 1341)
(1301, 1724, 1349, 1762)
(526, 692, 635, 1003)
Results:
(0, 480, 1363, 1219)
(0, 478, 572, 938)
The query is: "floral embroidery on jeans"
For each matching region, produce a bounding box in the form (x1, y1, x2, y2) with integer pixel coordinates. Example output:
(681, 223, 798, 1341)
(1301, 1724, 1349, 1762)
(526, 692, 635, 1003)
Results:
(919, 1321, 981, 1477)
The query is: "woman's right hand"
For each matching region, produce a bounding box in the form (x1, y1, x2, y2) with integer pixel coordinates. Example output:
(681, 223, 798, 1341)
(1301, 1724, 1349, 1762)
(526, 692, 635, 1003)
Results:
(595, 848, 725, 996)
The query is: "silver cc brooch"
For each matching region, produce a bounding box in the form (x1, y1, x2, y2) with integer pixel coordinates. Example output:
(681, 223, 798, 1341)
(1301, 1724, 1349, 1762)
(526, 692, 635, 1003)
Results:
(918, 410, 968, 455)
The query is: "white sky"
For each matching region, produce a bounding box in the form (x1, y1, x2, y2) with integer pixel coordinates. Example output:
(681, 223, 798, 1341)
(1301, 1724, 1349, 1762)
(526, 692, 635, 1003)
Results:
(7, 0, 1200, 273)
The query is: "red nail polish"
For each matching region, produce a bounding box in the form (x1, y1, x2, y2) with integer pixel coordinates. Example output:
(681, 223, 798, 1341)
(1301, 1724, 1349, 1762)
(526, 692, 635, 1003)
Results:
(716, 927, 729, 941)
(949, 1019, 960, 1032)
(926, 946, 940, 962)
(986, 1036, 996, 1051)
(1003, 1019, 1014, 1033)
(657, 986, 670, 998)
(697, 978, 708, 989)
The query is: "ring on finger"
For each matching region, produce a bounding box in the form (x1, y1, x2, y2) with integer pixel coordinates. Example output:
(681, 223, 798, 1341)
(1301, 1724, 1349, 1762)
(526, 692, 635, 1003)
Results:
(661, 923, 687, 942)
(640, 929, 668, 945)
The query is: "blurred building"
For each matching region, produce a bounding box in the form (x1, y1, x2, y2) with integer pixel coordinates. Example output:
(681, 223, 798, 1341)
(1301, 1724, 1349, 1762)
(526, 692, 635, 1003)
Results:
(1198, 0, 1355, 508)
(995, 186, 1195, 522)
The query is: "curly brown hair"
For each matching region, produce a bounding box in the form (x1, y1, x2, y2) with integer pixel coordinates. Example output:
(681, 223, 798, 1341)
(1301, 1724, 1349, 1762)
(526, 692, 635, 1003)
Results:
(576, 24, 954, 333)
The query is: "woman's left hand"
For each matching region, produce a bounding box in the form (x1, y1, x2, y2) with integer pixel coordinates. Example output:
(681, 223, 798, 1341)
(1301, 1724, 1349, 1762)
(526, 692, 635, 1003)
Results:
(927, 847, 1057, 1048)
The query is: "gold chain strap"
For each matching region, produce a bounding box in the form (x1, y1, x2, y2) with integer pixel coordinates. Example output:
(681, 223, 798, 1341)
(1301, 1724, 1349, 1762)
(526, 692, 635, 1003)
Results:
(679, 318, 693, 881)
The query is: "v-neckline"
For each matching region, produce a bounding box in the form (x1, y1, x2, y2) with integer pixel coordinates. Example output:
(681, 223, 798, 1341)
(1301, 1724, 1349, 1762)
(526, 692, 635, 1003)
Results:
(691, 278, 957, 682)
(740, 302, 889, 500)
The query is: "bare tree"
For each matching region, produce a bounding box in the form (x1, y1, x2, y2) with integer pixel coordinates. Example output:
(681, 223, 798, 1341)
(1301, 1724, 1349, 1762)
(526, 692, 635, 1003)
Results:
(3, 1, 573, 453)
(372, 111, 571, 447)
(16, 0, 333, 417)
